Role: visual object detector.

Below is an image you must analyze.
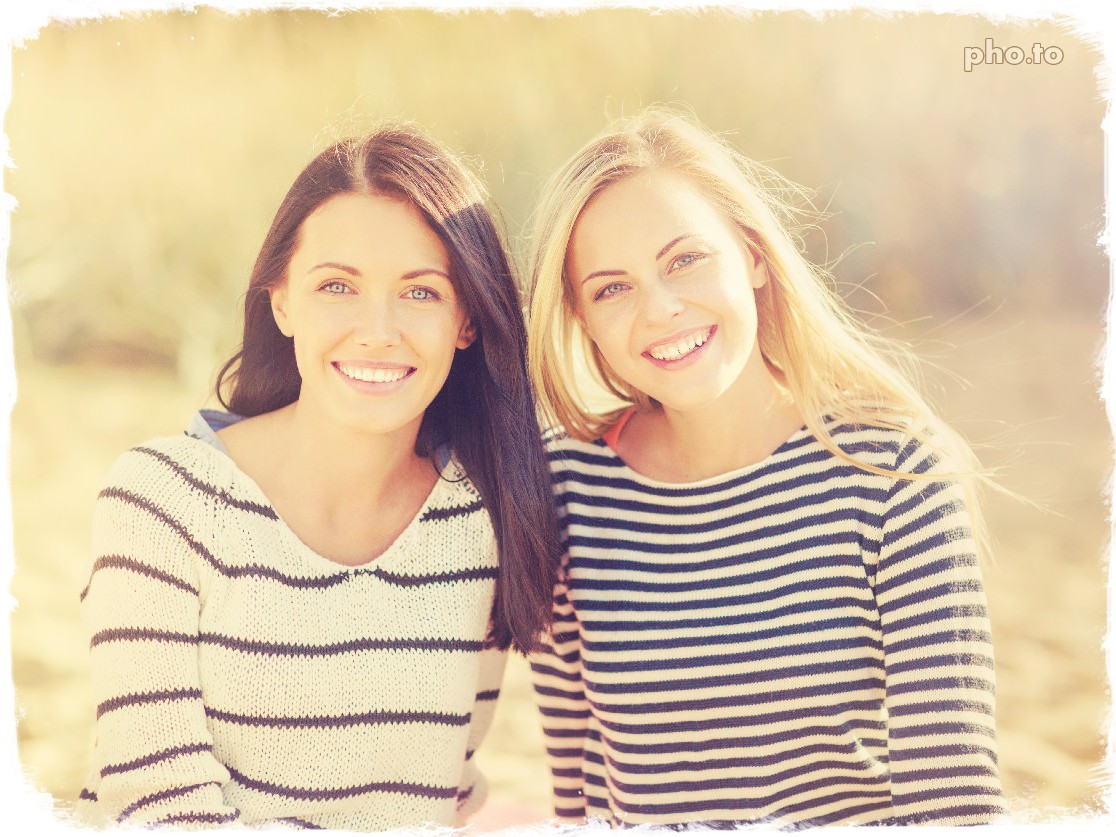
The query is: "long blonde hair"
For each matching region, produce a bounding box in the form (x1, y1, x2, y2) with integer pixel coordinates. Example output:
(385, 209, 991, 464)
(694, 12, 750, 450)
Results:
(527, 107, 989, 553)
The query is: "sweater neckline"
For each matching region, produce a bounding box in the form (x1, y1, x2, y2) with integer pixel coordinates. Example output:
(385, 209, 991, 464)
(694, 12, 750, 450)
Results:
(596, 421, 816, 491)
(186, 411, 462, 574)
(264, 461, 455, 575)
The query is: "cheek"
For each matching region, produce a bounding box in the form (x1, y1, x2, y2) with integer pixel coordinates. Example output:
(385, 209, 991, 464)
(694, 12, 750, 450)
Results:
(709, 271, 760, 318)
(293, 300, 343, 330)
(406, 310, 469, 357)
(581, 310, 634, 371)
(578, 306, 611, 348)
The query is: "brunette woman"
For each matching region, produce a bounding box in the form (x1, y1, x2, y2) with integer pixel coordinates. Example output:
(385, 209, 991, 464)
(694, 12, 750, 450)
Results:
(77, 125, 558, 830)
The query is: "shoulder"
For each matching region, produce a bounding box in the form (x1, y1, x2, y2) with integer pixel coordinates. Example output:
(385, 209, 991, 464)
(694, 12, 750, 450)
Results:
(97, 433, 260, 522)
(413, 456, 494, 539)
(542, 427, 621, 473)
(435, 456, 487, 509)
(103, 434, 227, 492)
(90, 436, 229, 569)
(818, 418, 952, 476)
(821, 420, 973, 525)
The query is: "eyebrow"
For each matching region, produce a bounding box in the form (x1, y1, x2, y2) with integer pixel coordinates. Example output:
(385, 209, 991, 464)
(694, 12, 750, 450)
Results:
(580, 268, 625, 286)
(657, 234, 693, 260)
(308, 262, 451, 281)
(401, 268, 451, 281)
(309, 261, 361, 275)
(578, 234, 695, 286)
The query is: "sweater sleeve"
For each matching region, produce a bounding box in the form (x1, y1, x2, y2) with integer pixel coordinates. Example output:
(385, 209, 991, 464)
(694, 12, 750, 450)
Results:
(78, 444, 240, 827)
(453, 644, 508, 824)
(528, 555, 591, 823)
(873, 436, 1006, 825)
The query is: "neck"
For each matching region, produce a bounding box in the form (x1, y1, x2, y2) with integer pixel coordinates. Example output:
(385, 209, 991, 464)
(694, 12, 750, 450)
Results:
(633, 355, 803, 482)
(272, 400, 431, 508)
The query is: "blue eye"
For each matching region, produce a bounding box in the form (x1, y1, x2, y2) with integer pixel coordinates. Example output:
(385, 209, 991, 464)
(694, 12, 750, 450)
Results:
(593, 282, 627, 302)
(405, 286, 441, 302)
(320, 280, 352, 295)
(669, 252, 705, 272)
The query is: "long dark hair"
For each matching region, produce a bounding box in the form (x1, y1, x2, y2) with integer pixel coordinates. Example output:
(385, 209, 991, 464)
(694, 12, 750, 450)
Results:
(217, 126, 560, 652)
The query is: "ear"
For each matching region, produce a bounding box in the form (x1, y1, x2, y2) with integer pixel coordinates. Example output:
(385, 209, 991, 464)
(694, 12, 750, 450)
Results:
(270, 284, 293, 337)
(456, 319, 477, 350)
(751, 261, 770, 290)
(746, 244, 769, 290)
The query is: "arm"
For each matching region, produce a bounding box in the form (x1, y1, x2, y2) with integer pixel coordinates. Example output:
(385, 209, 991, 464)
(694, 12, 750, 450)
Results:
(528, 556, 591, 823)
(79, 447, 240, 827)
(454, 644, 508, 824)
(874, 438, 1005, 825)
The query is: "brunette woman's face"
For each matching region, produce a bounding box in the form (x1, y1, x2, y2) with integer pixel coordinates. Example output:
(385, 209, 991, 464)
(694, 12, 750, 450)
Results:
(566, 169, 768, 415)
(270, 192, 474, 438)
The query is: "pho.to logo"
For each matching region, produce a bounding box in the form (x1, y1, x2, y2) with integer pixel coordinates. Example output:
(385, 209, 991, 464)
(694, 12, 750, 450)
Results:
(964, 38, 1063, 72)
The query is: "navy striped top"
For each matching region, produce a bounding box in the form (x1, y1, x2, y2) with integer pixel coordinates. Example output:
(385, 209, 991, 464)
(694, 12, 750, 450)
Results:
(529, 420, 1004, 827)
(76, 414, 505, 830)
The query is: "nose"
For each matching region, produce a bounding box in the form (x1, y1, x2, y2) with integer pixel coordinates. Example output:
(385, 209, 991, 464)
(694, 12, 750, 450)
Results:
(352, 293, 402, 347)
(638, 275, 685, 325)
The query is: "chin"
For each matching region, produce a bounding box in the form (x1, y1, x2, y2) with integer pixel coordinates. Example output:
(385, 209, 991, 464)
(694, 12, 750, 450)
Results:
(653, 395, 717, 414)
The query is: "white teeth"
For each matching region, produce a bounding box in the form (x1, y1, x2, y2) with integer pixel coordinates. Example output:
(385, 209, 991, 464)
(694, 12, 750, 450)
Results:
(337, 363, 410, 383)
(649, 330, 710, 361)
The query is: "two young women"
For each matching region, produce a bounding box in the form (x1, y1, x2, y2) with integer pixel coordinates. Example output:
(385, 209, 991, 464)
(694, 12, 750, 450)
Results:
(78, 113, 1004, 830)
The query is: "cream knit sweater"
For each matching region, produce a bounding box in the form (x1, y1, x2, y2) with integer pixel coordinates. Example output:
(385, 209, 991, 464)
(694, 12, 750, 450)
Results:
(76, 418, 505, 830)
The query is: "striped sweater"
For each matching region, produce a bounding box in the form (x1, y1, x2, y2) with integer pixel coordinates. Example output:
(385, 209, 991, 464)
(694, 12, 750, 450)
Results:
(76, 415, 505, 830)
(530, 421, 1004, 828)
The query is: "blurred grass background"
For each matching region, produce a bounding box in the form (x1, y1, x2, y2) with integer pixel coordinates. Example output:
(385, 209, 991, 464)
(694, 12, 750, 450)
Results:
(3, 7, 1110, 826)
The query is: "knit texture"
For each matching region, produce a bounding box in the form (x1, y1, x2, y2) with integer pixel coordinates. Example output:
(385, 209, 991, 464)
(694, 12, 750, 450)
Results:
(76, 424, 504, 830)
(530, 421, 1004, 828)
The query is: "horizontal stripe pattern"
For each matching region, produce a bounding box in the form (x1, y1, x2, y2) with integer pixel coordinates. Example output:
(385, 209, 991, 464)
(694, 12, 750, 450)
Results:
(77, 427, 505, 831)
(153, 810, 241, 826)
(118, 781, 218, 822)
(80, 553, 198, 602)
(204, 706, 471, 729)
(225, 764, 458, 803)
(373, 565, 499, 587)
(97, 687, 203, 719)
(133, 444, 278, 520)
(421, 499, 486, 522)
(277, 817, 324, 829)
(91, 628, 485, 656)
(530, 423, 1003, 828)
(102, 742, 214, 777)
(94, 486, 355, 591)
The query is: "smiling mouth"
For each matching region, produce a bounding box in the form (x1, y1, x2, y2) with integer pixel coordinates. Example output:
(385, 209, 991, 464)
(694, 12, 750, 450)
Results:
(645, 327, 714, 362)
(334, 362, 415, 383)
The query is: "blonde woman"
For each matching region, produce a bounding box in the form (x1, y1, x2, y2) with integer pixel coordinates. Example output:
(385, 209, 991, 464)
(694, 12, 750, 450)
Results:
(527, 109, 1005, 828)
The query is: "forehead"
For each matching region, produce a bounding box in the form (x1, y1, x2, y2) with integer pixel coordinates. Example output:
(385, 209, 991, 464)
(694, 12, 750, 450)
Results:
(295, 192, 448, 265)
(569, 170, 733, 260)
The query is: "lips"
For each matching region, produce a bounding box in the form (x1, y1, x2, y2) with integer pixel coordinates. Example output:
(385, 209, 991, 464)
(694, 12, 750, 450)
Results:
(334, 361, 415, 384)
(643, 326, 714, 363)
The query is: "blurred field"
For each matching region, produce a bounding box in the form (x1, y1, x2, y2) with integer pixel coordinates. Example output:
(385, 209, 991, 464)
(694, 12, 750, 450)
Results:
(3, 5, 1112, 828)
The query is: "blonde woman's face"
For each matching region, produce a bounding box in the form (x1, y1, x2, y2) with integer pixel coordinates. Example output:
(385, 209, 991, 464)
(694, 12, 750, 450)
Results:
(567, 169, 768, 415)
